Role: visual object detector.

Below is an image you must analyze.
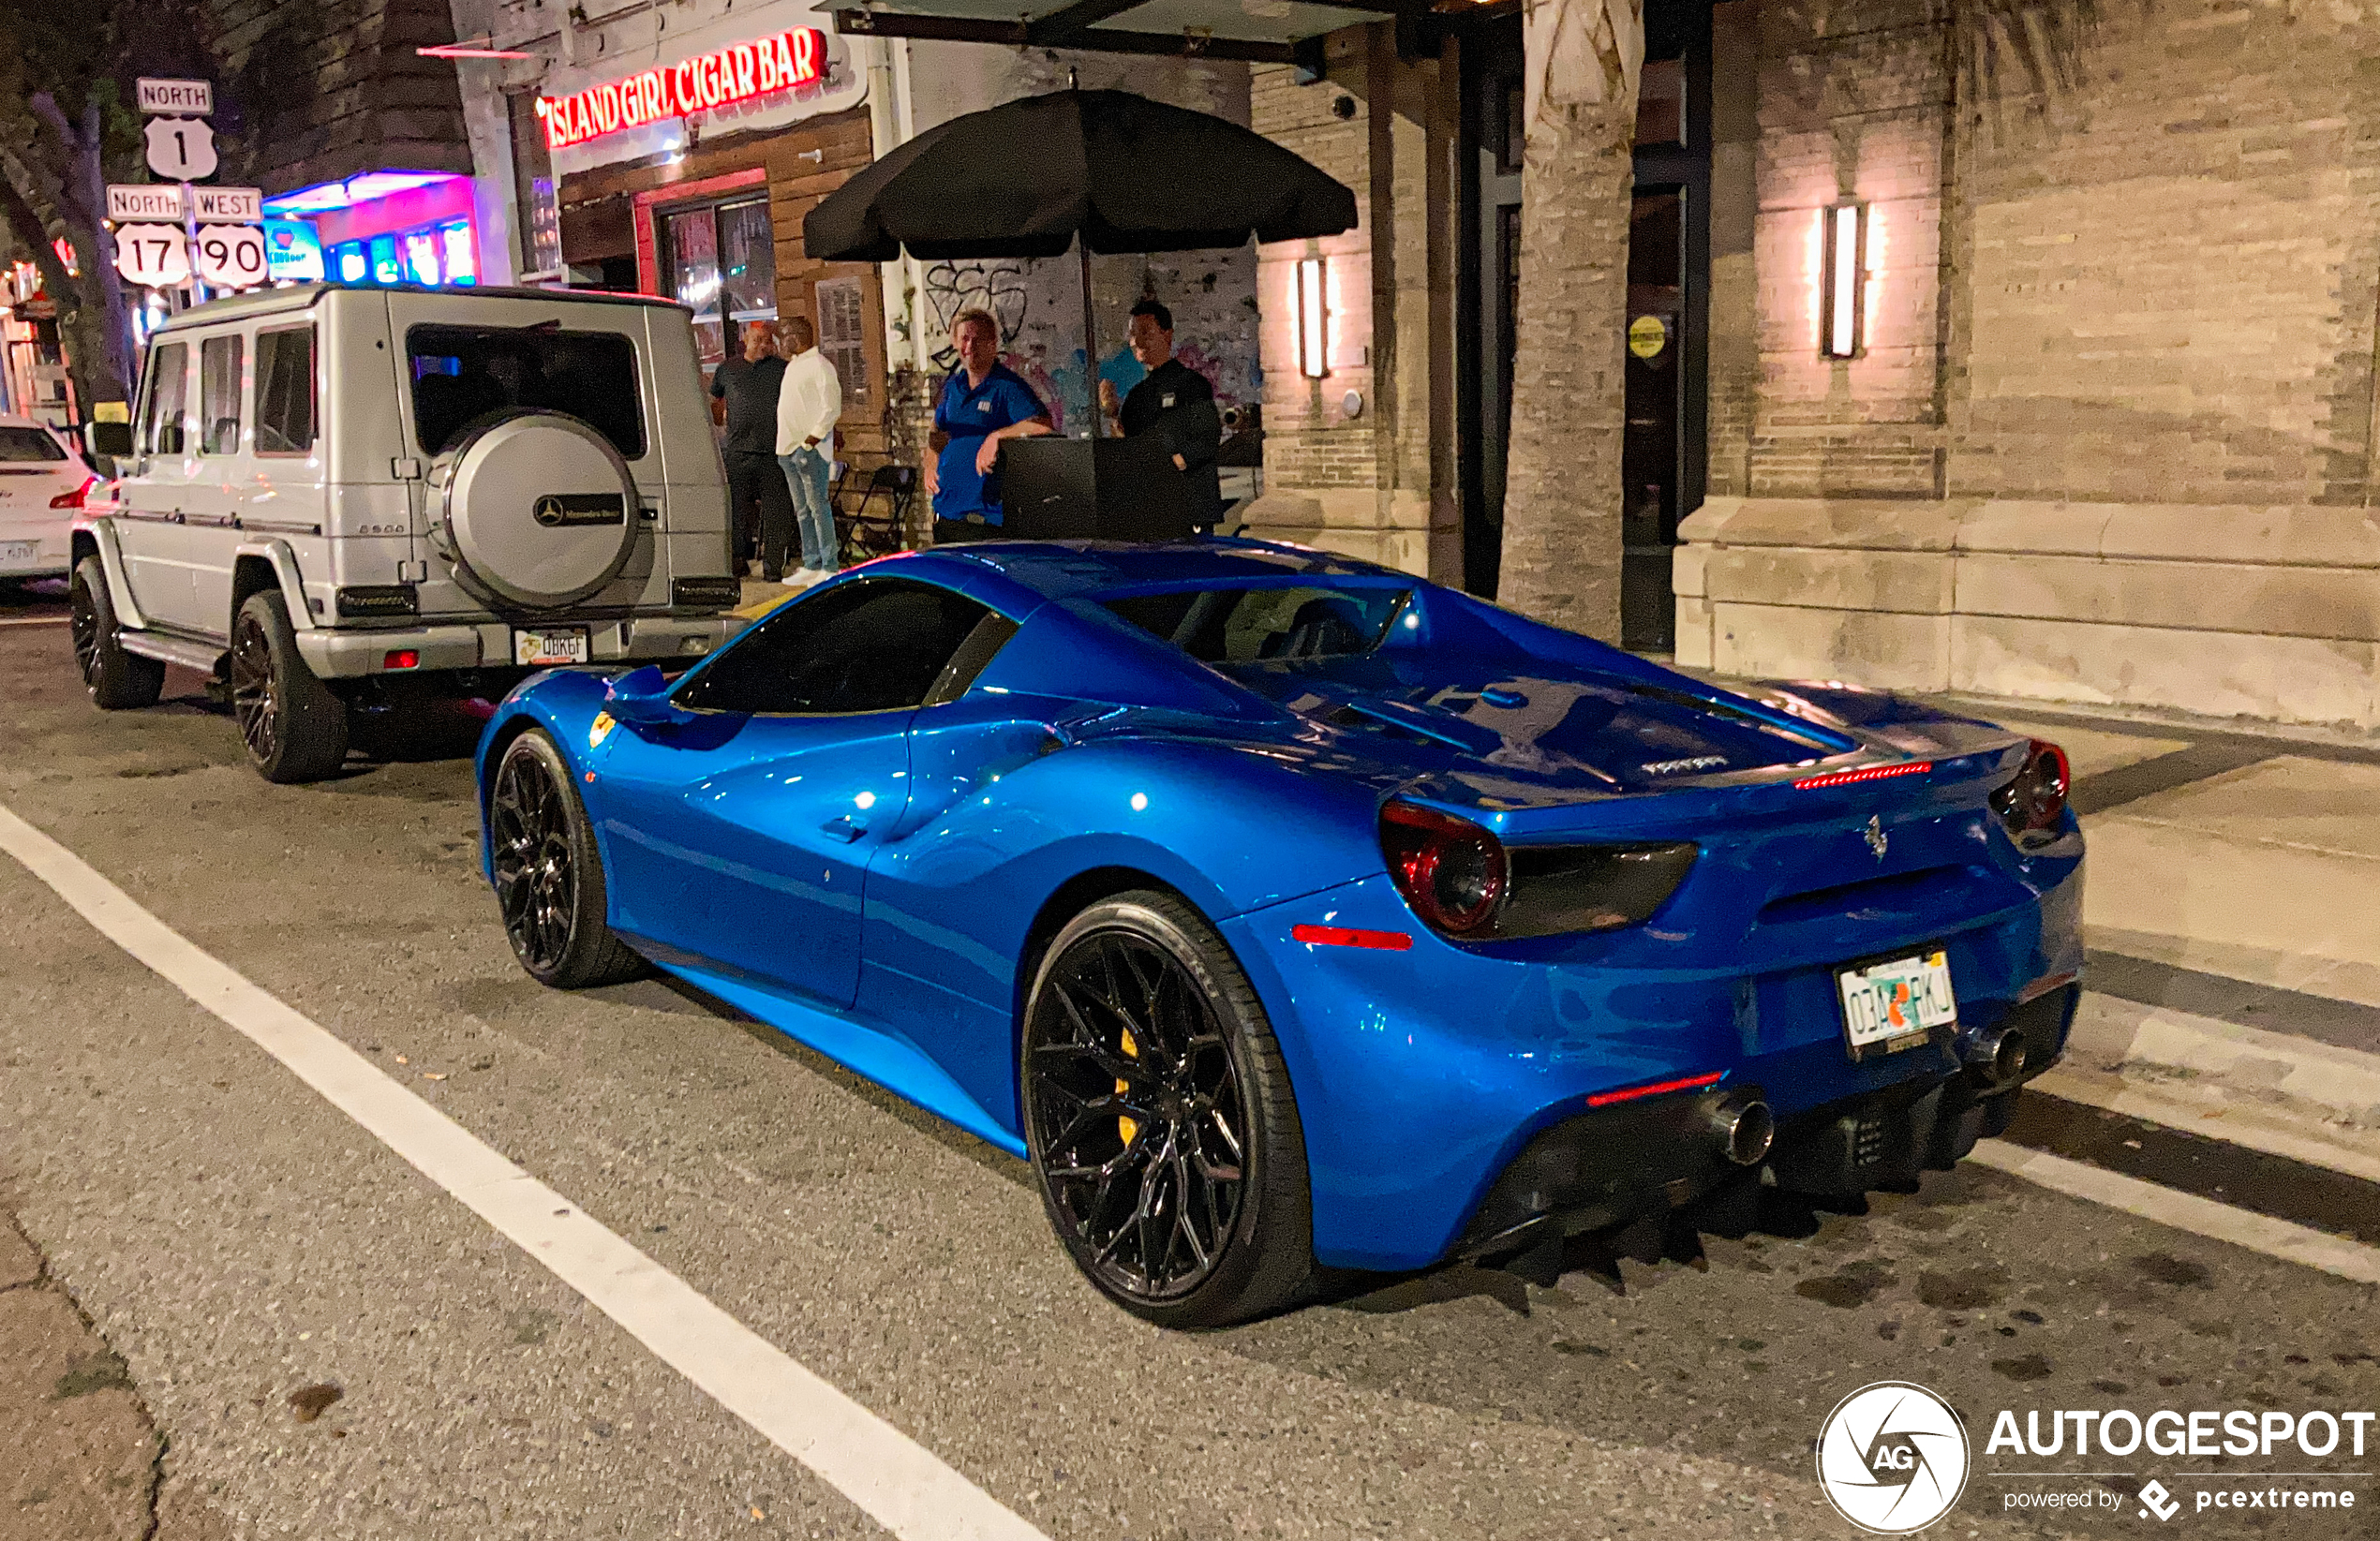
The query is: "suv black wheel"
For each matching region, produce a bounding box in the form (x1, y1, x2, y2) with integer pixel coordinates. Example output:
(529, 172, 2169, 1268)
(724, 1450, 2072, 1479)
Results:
(68, 556, 164, 709)
(1022, 891, 1313, 1329)
(230, 590, 350, 782)
(489, 730, 647, 988)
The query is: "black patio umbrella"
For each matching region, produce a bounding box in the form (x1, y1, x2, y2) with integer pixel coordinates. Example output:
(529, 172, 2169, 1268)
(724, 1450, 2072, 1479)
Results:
(804, 87, 1359, 263)
(806, 87, 1355, 440)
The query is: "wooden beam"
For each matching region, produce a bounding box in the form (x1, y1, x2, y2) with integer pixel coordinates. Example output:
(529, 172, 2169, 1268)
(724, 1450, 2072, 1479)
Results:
(833, 8, 1299, 61)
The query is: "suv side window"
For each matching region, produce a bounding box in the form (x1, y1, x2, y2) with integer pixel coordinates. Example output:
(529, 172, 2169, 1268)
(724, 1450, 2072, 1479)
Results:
(254, 327, 316, 454)
(140, 342, 189, 456)
(676, 579, 1012, 716)
(199, 333, 243, 455)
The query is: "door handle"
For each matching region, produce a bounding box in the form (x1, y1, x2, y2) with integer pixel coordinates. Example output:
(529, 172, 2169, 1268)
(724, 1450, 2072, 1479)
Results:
(820, 815, 867, 843)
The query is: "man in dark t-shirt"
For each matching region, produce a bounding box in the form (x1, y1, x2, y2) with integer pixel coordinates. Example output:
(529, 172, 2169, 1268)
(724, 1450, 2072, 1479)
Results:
(710, 322, 796, 577)
(1098, 299, 1222, 523)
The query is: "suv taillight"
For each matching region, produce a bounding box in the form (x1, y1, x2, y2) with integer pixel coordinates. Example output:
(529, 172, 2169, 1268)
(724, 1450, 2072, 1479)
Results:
(1990, 738, 2071, 837)
(1380, 799, 1508, 936)
(50, 476, 97, 510)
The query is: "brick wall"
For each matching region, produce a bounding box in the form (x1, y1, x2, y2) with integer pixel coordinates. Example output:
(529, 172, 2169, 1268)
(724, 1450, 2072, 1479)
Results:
(211, 0, 473, 192)
(1747, 0, 2380, 508)
(1246, 36, 1456, 579)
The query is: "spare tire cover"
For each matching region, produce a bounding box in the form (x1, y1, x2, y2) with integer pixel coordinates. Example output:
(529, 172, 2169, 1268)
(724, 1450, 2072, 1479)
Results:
(439, 410, 641, 610)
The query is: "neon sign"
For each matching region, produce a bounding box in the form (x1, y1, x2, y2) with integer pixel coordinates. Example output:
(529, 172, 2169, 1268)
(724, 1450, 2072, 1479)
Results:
(536, 30, 828, 150)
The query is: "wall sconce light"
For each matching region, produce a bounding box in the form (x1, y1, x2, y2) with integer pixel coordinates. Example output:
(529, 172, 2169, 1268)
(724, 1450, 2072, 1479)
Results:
(1296, 257, 1329, 378)
(1821, 202, 1865, 359)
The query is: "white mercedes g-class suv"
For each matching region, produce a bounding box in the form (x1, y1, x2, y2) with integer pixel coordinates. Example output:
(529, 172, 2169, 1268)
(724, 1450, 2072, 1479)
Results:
(72, 284, 743, 781)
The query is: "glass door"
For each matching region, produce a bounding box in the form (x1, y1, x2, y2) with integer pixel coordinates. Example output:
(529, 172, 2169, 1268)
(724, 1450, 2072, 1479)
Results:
(662, 196, 778, 372)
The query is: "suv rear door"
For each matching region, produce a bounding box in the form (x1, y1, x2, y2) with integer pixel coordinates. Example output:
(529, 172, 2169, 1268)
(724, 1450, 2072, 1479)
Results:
(382, 291, 661, 619)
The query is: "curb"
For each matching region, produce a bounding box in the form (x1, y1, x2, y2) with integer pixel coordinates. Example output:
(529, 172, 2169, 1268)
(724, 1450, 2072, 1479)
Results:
(2044, 990, 2380, 1185)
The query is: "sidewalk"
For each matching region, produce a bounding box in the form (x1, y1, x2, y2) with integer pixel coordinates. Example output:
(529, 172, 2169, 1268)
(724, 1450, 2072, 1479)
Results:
(1933, 695, 2380, 1183)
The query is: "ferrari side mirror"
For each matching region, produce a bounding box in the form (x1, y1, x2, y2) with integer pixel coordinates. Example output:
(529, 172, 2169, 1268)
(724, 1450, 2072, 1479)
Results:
(603, 664, 682, 724)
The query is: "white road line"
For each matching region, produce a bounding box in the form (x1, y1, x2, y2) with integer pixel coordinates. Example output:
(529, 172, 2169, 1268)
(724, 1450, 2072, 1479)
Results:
(1970, 1140, 2380, 1286)
(0, 802, 1049, 1541)
(0, 615, 69, 627)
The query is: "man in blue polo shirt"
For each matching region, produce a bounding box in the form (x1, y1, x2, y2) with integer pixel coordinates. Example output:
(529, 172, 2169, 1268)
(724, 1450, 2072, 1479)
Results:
(924, 308, 1052, 541)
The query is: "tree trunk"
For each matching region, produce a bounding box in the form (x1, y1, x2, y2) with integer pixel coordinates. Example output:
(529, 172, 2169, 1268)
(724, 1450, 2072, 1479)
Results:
(1496, 0, 1644, 643)
(27, 96, 138, 409)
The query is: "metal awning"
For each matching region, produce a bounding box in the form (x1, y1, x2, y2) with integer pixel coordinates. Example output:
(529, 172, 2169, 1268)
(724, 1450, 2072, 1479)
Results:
(833, 0, 1476, 66)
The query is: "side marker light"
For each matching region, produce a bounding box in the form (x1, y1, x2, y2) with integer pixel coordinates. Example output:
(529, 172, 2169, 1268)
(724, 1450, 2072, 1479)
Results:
(1585, 1070, 1725, 1108)
(1291, 924, 1413, 951)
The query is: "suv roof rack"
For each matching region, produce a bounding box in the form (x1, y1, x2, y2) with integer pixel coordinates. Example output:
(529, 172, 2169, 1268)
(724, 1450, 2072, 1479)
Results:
(153, 282, 690, 333)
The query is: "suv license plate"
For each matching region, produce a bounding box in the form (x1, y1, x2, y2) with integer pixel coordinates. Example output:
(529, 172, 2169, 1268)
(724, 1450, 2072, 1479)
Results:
(1836, 949, 1956, 1059)
(0, 541, 37, 565)
(513, 627, 589, 666)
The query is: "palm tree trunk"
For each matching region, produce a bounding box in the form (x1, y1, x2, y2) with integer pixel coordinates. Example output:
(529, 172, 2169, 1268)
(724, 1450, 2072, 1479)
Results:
(1497, 0, 1643, 643)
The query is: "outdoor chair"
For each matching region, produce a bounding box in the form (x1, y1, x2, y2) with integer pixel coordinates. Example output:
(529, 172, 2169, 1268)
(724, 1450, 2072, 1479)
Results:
(837, 464, 915, 566)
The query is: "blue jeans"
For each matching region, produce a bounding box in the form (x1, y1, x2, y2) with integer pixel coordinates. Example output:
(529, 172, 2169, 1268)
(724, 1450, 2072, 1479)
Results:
(779, 448, 836, 573)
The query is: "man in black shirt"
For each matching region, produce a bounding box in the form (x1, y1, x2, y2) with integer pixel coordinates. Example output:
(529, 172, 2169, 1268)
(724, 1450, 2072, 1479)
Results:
(710, 321, 796, 579)
(1099, 299, 1222, 524)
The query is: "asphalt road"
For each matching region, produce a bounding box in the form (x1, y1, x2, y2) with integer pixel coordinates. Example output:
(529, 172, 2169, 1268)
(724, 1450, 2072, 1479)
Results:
(3, 579, 2376, 1540)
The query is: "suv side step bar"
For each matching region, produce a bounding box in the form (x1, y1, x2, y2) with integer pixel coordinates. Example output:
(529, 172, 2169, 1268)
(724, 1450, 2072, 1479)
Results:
(118, 630, 228, 676)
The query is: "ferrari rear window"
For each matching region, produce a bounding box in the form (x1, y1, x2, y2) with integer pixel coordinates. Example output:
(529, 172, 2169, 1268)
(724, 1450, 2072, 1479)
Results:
(0, 426, 66, 462)
(1103, 585, 1408, 663)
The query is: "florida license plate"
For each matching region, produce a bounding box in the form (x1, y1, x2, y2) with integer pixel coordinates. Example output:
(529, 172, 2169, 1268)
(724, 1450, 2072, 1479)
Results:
(1836, 949, 1956, 1059)
(0, 541, 37, 565)
(513, 627, 589, 666)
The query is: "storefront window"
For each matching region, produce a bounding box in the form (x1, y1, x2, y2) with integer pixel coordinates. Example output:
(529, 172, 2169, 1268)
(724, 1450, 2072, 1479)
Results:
(662, 195, 776, 369)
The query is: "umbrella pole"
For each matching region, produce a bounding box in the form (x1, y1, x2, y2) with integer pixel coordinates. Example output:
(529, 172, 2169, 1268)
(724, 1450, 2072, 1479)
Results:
(1078, 237, 1098, 437)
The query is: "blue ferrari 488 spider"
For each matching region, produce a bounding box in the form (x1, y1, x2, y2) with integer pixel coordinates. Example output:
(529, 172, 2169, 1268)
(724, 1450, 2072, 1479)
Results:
(475, 539, 2081, 1326)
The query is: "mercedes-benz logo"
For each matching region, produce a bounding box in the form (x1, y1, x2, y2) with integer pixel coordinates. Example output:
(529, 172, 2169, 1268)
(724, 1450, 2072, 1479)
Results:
(532, 495, 566, 527)
(1864, 814, 1889, 859)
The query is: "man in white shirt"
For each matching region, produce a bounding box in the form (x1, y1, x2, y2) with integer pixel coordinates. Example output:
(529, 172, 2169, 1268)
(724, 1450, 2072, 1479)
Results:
(775, 315, 844, 585)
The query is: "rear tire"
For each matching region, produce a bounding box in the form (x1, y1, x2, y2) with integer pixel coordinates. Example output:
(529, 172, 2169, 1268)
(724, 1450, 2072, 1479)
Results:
(231, 590, 349, 782)
(488, 730, 648, 988)
(1022, 890, 1313, 1328)
(68, 556, 164, 709)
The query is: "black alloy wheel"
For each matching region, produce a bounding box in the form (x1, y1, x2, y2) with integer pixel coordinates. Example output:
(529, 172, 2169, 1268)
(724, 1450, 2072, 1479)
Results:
(229, 590, 349, 782)
(1023, 892, 1312, 1328)
(68, 556, 163, 709)
(488, 731, 647, 989)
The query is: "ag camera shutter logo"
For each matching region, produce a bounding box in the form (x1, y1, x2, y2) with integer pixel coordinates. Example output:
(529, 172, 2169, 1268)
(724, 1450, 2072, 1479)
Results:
(1817, 1382, 1971, 1534)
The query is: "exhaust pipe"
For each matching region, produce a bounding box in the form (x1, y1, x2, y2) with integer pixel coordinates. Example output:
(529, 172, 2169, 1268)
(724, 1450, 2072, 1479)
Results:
(1968, 1023, 2032, 1088)
(1708, 1094, 1775, 1167)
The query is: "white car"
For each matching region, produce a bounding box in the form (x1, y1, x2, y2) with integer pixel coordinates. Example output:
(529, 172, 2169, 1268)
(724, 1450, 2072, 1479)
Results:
(0, 414, 95, 583)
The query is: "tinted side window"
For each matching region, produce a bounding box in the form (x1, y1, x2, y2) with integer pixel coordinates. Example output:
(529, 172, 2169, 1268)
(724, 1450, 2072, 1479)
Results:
(254, 327, 316, 453)
(406, 323, 643, 457)
(141, 343, 189, 456)
(677, 580, 999, 716)
(199, 333, 243, 455)
(0, 427, 66, 462)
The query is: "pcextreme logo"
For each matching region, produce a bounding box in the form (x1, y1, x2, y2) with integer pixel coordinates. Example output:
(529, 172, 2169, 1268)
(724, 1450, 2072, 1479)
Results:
(1817, 1382, 1971, 1534)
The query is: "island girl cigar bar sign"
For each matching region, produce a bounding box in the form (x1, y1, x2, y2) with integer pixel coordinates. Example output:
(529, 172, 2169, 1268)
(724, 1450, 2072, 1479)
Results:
(536, 29, 832, 151)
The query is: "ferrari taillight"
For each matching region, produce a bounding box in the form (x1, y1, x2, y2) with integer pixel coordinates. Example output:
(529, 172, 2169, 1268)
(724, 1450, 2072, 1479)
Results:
(1380, 799, 1507, 937)
(1991, 738, 2071, 837)
(50, 475, 97, 510)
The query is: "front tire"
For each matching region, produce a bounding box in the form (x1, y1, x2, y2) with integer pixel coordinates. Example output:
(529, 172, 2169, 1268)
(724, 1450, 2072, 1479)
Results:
(69, 556, 164, 709)
(1022, 891, 1313, 1328)
(231, 590, 349, 782)
(488, 730, 647, 988)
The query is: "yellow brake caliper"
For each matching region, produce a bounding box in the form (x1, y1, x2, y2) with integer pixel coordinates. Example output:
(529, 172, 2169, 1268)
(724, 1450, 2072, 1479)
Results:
(1117, 1028, 1138, 1146)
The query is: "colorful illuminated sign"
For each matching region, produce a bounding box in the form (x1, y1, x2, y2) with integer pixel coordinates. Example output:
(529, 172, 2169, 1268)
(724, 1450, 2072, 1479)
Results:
(536, 30, 828, 151)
